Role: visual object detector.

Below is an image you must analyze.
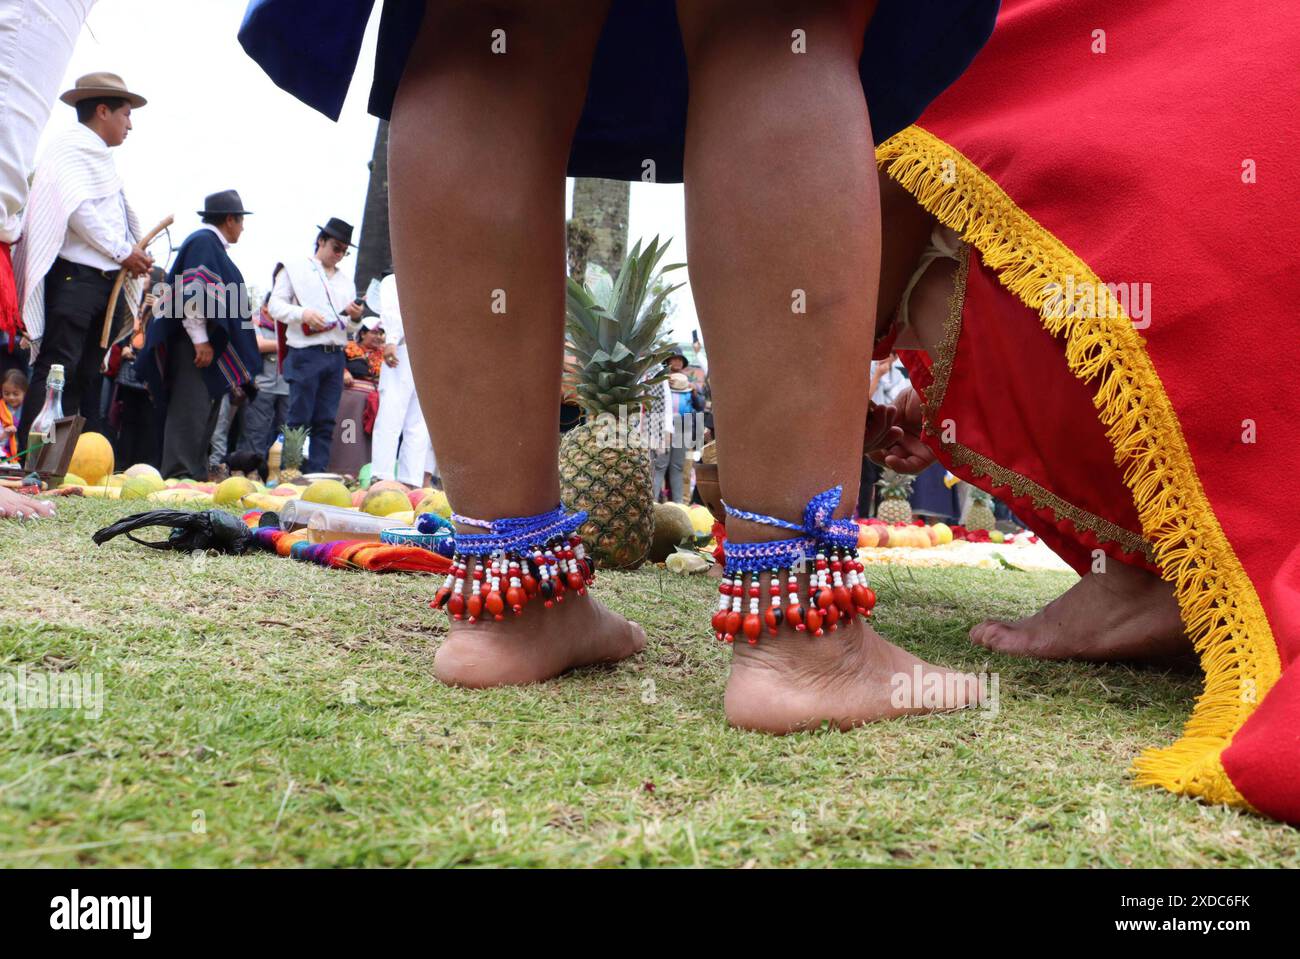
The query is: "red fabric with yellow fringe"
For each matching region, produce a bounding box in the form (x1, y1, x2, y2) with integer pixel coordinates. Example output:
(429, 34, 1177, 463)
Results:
(878, 0, 1300, 820)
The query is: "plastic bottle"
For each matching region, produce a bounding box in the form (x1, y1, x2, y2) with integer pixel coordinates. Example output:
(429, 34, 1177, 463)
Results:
(26, 363, 65, 465)
(276, 499, 396, 543)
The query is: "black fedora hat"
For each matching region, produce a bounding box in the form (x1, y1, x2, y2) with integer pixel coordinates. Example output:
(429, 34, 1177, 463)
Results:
(316, 217, 355, 247)
(198, 189, 252, 217)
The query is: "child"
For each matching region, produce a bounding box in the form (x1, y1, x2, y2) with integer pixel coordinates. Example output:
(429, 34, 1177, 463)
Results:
(1, 368, 26, 461)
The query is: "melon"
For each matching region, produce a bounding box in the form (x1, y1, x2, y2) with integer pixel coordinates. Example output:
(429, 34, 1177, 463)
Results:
(67, 432, 114, 486)
(408, 487, 435, 510)
(105, 473, 127, 488)
(214, 476, 257, 506)
(649, 502, 695, 562)
(121, 475, 165, 499)
(361, 488, 411, 516)
(124, 463, 163, 481)
(418, 489, 451, 519)
(59, 472, 88, 488)
(302, 479, 353, 508)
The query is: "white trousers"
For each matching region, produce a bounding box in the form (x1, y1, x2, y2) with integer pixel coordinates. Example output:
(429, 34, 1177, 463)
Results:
(0, 0, 95, 243)
(372, 345, 435, 486)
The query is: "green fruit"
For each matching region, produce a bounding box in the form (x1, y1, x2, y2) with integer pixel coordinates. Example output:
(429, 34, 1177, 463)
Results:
(121, 475, 164, 500)
(649, 502, 695, 562)
(214, 476, 256, 506)
(302, 479, 353, 508)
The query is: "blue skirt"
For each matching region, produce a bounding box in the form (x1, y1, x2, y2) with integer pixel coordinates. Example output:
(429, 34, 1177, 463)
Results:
(240, 0, 999, 183)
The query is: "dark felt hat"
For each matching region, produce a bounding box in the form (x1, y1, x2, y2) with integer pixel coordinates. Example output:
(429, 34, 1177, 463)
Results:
(316, 217, 355, 247)
(197, 189, 252, 217)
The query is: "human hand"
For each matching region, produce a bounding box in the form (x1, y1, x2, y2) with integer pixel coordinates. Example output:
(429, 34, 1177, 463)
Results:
(343, 300, 365, 321)
(868, 387, 937, 473)
(194, 342, 214, 368)
(301, 308, 329, 333)
(342, 369, 354, 388)
(382, 343, 399, 367)
(863, 401, 903, 458)
(121, 249, 153, 277)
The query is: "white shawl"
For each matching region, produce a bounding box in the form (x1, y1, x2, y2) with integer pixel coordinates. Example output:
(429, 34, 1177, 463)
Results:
(13, 123, 140, 344)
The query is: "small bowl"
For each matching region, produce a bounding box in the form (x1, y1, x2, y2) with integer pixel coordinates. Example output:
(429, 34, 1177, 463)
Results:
(693, 462, 724, 523)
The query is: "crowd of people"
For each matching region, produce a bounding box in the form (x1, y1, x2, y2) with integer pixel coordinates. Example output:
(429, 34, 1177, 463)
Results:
(1, 70, 436, 487)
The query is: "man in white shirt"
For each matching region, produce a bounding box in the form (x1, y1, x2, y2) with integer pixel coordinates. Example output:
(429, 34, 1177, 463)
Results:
(268, 217, 364, 473)
(15, 72, 152, 449)
(370, 269, 435, 486)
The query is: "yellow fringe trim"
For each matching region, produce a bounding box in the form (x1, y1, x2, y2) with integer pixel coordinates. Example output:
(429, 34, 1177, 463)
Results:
(876, 126, 1280, 812)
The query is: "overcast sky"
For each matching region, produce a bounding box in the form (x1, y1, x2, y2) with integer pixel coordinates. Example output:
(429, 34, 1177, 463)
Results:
(45, 0, 700, 340)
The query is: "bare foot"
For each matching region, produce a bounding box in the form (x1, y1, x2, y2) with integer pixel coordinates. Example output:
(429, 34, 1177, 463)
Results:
(0, 487, 55, 520)
(969, 560, 1188, 661)
(434, 589, 646, 688)
(725, 616, 983, 733)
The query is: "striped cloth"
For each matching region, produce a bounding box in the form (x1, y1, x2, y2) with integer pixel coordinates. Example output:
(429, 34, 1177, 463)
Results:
(12, 122, 140, 347)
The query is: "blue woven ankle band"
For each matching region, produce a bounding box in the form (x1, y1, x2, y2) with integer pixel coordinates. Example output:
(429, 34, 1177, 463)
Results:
(722, 485, 860, 573)
(435, 505, 588, 555)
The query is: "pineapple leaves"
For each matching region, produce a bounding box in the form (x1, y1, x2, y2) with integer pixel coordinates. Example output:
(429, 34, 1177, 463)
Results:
(565, 235, 683, 416)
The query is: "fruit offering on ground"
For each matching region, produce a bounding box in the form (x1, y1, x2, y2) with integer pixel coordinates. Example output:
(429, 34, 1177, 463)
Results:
(931, 521, 954, 545)
(649, 501, 696, 562)
(302, 479, 353, 508)
(59, 472, 87, 488)
(124, 463, 163, 481)
(277, 426, 309, 484)
(876, 469, 915, 524)
(415, 488, 450, 518)
(67, 432, 114, 487)
(963, 488, 998, 532)
(361, 488, 411, 517)
(121, 474, 165, 499)
(407, 487, 434, 510)
(686, 504, 715, 543)
(559, 236, 684, 570)
(214, 476, 257, 506)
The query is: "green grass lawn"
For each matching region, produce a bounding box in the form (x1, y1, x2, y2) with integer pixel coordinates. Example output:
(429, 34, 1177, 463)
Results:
(1, 497, 1296, 867)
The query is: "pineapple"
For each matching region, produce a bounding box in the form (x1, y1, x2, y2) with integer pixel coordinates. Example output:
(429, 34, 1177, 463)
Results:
(277, 426, 308, 485)
(560, 237, 684, 569)
(963, 487, 997, 532)
(876, 469, 915, 524)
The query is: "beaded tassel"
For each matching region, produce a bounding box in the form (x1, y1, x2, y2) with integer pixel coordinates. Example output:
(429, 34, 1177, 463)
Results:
(715, 485, 878, 645)
(430, 506, 593, 624)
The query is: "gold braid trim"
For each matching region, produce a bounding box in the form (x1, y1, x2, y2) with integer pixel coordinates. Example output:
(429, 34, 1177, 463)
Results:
(948, 445, 1154, 562)
(878, 125, 1280, 811)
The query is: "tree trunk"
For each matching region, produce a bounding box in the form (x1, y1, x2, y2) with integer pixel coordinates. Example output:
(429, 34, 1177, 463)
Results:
(355, 120, 391, 295)
(571, 177, 629, 277)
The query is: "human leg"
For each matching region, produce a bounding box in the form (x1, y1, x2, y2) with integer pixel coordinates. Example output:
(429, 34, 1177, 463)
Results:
(304, 349, 343, 473)
(676, 0, 977, 730)
(389, 0, 644, 686)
